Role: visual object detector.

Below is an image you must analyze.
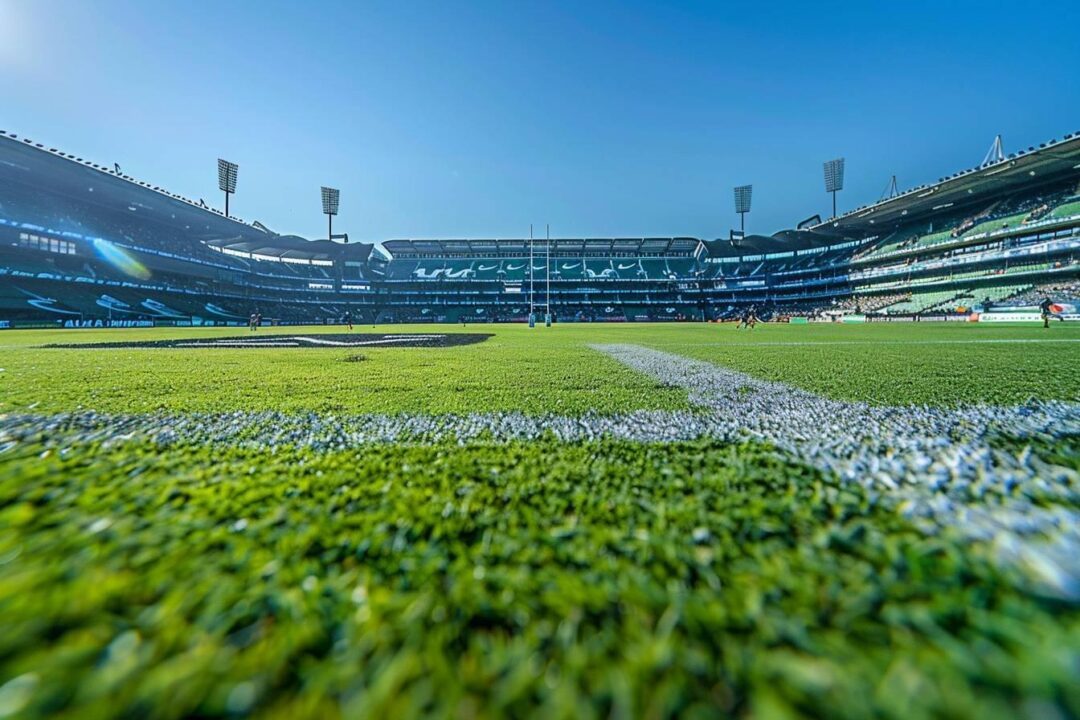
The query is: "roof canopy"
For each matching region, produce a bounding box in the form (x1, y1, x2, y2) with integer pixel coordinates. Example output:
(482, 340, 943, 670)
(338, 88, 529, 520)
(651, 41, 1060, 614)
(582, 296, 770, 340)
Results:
(207, 236, 373, 261)
(807, 132, 1080, 238)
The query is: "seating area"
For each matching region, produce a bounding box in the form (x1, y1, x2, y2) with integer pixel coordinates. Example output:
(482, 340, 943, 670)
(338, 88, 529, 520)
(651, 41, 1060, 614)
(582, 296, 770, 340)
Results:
(963, 210, 1031, 238)
(998, 280, 1080, 306)
(972, 284, 1034, 306)
(1048, 196, 1080, 220)
(875, 285, 1031, 315)
(0, 169, 362, 297)
(832, 293, 908, 314)
(877, 291, 963, 315)
(381, 256, 698, 282)
(856, 183, 1080, 264)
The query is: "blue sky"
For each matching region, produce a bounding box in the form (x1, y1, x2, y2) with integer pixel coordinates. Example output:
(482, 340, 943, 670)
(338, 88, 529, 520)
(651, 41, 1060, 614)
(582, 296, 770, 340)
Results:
(3, 0, 1078, 241)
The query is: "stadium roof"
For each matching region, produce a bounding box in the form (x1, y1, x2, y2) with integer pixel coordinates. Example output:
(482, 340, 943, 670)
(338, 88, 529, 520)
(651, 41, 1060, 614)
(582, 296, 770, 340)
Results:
(0, 131, 265, 229)
(0, 131, 375, 261)
(5, 126, 1077, 262)
(702, 231, 850, 258)
(805, 130, 1080, 238)
(206, 236, 373, 261)
(382, 237, 702, 257)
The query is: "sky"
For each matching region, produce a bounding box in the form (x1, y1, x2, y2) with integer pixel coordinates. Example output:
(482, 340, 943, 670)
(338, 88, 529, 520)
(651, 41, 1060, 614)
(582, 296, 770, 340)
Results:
(2, 0, 1078, 241)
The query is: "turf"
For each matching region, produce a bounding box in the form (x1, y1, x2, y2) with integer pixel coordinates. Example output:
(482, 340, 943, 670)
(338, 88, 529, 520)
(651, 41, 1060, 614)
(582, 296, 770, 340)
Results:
(2, 437, 1077, 719)
(637, 323, 1080, 407)
(0, 326, 688, 416)
(1, 321, 1078, 719)
(1, 323, 1078, 413)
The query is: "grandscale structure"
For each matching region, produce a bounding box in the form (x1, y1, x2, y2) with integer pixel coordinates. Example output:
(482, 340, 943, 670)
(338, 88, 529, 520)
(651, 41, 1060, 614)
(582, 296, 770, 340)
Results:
(1, 130, 1078, 326)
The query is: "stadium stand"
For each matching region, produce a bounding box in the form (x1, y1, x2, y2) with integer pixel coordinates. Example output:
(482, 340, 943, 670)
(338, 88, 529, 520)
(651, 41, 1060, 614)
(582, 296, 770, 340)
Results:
(1, 129, 1078, 325)
(997, 279, 1080, 307)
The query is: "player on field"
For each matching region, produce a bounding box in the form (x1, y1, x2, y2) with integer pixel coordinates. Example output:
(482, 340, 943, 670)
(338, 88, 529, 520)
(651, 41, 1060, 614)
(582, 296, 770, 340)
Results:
(737, 306, 758, 330)
(344, 310, 353, 331)
(1040, 297, 1064, 328)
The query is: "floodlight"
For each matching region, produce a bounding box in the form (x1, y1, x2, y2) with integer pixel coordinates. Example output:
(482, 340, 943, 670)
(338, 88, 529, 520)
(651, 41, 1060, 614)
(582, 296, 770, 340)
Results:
(733, 184, 752, 234)
(217, 159, 238, 217)
(734, 185, 753, 214)
(823, 158, 845, 193)
(823, 157, 845, 217)
(321, 186, 341, 243)
(217, 159, 238, 193)
(321, 186, 340, 216)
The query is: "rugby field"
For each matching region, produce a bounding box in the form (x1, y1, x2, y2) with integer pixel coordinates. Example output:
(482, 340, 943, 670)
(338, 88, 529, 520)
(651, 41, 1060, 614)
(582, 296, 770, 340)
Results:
(0, 322, 1078, 719)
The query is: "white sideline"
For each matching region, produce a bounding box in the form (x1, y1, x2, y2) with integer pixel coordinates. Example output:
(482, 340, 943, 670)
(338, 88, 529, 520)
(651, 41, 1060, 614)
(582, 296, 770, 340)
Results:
(590, 343, 1080, 600)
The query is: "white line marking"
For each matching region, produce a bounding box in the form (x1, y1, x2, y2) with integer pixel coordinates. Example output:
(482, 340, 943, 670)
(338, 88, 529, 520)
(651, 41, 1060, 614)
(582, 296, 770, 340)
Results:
(590, 343, 1080, 599)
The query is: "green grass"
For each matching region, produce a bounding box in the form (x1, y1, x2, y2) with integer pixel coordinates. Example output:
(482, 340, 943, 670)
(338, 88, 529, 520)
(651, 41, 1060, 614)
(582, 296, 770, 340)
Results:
(0, 325, 688, 416)
(2, 321, 1079, 718)
(2, 438, 1077, 719)
(636, 323, 1080, 407)
(1, 322, 1079, 413)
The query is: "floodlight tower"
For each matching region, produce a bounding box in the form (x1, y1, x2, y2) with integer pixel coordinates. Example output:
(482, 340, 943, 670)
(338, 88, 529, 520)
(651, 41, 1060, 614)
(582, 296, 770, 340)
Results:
(823, 158, 845, 219)
(734, 184, 752, 235)
(217, 159, 238, 218)
(321, 186, 340, 242)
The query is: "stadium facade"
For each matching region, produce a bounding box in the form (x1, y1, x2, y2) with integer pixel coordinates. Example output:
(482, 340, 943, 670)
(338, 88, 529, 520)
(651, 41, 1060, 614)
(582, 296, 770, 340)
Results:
(1, 130, 1078, 326)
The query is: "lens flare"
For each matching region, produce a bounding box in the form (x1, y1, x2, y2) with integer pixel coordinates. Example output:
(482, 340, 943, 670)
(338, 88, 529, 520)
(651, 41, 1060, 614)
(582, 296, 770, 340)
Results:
(92, 238, 150, 280)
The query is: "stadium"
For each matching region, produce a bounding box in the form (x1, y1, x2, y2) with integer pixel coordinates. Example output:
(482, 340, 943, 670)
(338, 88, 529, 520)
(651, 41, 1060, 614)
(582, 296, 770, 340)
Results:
(2, 130, 1078, 326)
(2, 3, 1080, 719)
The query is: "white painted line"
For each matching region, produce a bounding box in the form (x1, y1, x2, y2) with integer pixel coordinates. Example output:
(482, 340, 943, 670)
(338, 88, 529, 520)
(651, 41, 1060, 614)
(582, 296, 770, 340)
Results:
(590, 343, 1080, 599)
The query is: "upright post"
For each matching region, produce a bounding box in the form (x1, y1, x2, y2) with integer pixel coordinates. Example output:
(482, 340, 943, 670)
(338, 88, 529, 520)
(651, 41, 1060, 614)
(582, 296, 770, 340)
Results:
(528, 224, 535, 327)
(545, 224, 552, 327)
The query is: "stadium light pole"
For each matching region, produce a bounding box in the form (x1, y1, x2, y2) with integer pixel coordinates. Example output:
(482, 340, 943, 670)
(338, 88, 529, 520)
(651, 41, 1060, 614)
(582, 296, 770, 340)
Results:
(321, 186, 340, 242)
(218, 159, 238, 218)
(734, 184, 752, 235)
(824, 158, 845, 219)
